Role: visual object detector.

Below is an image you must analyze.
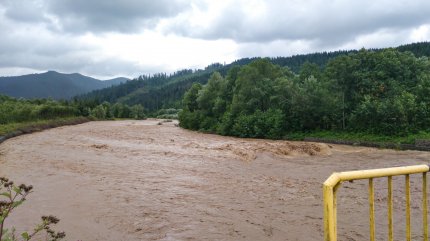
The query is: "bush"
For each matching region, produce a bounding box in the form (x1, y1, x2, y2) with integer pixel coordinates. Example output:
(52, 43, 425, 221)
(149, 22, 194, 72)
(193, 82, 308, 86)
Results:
(178, 110, 201, 130)
(231, 109, 285, 139)
(130, 104, 145, 119)
(90, 105, 107, 119)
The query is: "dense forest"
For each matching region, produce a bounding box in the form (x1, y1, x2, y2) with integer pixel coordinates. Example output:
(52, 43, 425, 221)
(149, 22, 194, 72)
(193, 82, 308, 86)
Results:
(179, 48, 430, 138)
(78, 42, 430, 114)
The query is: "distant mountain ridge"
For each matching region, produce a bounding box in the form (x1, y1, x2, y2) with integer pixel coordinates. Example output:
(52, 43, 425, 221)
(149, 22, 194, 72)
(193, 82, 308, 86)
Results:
(0, 71, 129, 99)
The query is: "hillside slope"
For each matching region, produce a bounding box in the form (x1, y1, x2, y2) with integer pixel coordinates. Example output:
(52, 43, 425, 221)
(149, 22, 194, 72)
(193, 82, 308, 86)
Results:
(0, 71, 129, 99)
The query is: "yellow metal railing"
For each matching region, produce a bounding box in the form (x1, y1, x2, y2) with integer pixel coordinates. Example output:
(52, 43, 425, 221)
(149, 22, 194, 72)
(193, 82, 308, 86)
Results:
(323, 165, 429, 241)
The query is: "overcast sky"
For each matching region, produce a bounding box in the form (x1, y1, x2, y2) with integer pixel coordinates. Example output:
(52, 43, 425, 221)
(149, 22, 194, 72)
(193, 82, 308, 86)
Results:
(0, 0, 429, 79)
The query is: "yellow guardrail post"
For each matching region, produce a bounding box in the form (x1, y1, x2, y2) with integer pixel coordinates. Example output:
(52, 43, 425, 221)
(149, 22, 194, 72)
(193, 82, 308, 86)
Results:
(369, 178, 375, 241)
(406, 174, 411, 241)
(388, 176, 393, 241)
(424, 172, 428, 241)
(323, 174, 340, 241)
(323, 165, 429, 241)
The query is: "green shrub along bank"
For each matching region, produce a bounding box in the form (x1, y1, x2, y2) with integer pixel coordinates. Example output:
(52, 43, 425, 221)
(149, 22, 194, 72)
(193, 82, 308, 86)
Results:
(287, 130, 430, 145)
(0, 95, 146, 140)
(87, 102, 145, 120)
(153, 108, 181, 119)
(179, 48, 430, 142)
(0, 95, 146, 124)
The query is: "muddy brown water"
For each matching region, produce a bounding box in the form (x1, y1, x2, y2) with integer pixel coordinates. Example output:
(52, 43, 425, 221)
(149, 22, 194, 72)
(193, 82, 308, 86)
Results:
(0, 119, 429, 240)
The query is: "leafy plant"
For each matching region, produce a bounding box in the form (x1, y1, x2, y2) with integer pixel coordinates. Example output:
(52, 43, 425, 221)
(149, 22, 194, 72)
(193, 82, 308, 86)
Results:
(0, 177, 65, 241)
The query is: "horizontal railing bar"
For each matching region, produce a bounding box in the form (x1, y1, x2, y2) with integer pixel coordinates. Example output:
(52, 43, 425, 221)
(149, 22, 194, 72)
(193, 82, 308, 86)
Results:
(324, 165, 429, 187)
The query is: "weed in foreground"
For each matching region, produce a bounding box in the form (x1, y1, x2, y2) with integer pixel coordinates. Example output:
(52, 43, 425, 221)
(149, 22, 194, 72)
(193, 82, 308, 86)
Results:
(0, 177, 65, 241)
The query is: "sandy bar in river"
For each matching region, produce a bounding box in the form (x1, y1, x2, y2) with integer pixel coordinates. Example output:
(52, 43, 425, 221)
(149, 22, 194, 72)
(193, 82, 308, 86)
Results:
(1, 119, 430, 240)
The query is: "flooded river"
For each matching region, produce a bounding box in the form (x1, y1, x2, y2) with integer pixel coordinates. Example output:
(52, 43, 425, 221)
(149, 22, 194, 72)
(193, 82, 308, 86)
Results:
(1, 120, 429, 240)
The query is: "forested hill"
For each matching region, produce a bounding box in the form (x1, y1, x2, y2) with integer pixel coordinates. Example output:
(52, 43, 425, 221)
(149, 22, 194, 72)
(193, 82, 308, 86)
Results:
(78, 65, 228, 111)
(78, 42, 430, 112)
(0, 71, 129, 99)
(180, 47, 430, 138)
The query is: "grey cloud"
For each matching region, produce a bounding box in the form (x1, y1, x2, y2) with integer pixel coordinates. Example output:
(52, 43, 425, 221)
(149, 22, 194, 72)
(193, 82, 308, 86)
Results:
(0, 0, 180, 77)
(165, 0, 430, 46)
(70, 58, 145, 79)
(46, 0, 189, 33)
(0, 0, 189, 34)
(0, 15, 142, 78)
(0, 21, 86, 57)
(1, 0, 49, 23)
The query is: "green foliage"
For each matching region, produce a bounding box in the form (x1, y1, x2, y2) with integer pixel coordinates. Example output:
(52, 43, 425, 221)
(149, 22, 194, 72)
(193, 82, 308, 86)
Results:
(179, 60, 290, 139)
(179, 48, 430, 138)
(231, 109, 285, 139)
(351, 92, 418, 135)
(178, 110, 201, 130)
(155, 108, 179, 119)
(111, 103, 131, 119)
(0, 177, 65, 241)
(0, 98, 78, 125)
(90, 105, 107, 119)
(231, 59, 282, 115)
(182, 83, 202, 112)
(130, 104, 145, 120)
(0, 95, 146, 130)
(289, 76, 340, 130)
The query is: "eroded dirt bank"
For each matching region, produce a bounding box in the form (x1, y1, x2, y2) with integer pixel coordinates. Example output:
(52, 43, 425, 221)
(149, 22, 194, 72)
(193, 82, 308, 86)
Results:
(1, 120, 430, 240)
